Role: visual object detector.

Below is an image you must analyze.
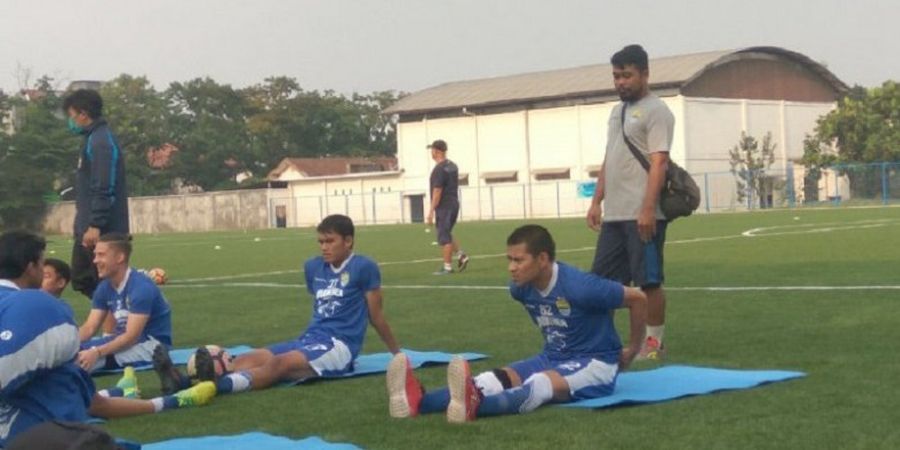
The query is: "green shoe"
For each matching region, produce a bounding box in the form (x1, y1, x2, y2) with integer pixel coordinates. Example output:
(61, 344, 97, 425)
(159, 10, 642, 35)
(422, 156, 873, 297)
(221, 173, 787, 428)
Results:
(116, 366, 140, 399)
(174, 381, 217, 408)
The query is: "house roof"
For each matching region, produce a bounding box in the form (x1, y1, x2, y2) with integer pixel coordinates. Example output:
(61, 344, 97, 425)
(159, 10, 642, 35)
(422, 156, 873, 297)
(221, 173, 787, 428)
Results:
(267, 157, 398, 180)
(384, 47, 848, 115)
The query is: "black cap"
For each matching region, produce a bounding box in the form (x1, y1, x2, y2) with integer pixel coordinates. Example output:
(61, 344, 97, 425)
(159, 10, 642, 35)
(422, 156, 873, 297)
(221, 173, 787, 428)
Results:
(426, 139, 447, 152)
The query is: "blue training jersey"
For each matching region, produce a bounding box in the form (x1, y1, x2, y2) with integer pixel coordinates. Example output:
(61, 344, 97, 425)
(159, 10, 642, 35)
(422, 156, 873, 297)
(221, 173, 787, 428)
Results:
(303, 254, 381, 357)
(91, 268, 172, 346)
(509, 261, 625, 364)
(1, 289, 95, 447)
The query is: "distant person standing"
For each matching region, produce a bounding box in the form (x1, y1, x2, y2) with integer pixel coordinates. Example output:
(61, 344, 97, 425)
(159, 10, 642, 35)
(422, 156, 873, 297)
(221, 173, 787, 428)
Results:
(427, 139, 469, 275)
(63, 89, 129, 334)
(586, 45, 675, 361)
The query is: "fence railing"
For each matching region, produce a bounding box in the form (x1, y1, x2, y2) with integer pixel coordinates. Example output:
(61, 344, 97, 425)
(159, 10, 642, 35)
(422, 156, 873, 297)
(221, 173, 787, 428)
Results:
(266, 162, 900, 227)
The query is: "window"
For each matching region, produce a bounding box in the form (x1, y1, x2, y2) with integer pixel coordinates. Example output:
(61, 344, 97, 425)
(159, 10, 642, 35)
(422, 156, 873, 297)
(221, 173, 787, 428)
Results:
(482, 171, 518, 184)
(533, 168, 571, 181)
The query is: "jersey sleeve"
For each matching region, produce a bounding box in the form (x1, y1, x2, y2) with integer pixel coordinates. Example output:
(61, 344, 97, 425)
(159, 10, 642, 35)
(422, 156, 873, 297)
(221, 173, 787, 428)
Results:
(570, 271, 625, 312)
(90, 286, 109, 310)
(359, 259, 382, 293)
(430, 165, 448, 190)
(646, 103, 675, 154)
(0, 292, 80, 398)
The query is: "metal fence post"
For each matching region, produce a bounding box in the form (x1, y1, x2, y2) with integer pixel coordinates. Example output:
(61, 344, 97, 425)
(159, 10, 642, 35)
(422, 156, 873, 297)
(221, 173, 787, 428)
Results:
(834, 165, 841, 205)
(372, 189, 377, 224)
(704, 173, 710, 213)
(556, 181, 561, 218)
(490, 185, 495, 220)
(883, 162, 890, 205)
(522, 184, 527, 219)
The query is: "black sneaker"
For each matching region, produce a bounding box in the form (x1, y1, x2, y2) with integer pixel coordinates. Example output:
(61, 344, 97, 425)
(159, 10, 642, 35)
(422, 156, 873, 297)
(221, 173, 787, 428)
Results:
(153, 344, 187, 395)
(193, 346, 217, 382)
(457, 253, 470, 272)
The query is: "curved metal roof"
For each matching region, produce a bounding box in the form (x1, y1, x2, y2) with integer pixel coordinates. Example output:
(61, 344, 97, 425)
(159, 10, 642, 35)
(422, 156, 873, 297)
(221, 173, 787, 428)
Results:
(384, 47, 847, 115)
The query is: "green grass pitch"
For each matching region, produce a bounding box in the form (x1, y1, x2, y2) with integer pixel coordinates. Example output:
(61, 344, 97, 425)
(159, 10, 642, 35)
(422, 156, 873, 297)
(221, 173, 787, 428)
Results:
(46, 207, 900, 449)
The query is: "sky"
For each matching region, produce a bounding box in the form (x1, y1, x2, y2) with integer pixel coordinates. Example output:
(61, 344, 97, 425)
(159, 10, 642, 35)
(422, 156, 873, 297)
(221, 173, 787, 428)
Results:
(1, 0, 897, 96)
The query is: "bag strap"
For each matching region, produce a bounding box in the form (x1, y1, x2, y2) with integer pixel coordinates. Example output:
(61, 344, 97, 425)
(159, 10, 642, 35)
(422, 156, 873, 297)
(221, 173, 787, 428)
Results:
(620, 104, 651, 173)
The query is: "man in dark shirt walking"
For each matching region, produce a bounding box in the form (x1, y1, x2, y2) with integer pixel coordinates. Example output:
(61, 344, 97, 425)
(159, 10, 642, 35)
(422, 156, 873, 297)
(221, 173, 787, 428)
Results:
(427, 140, 469, 275)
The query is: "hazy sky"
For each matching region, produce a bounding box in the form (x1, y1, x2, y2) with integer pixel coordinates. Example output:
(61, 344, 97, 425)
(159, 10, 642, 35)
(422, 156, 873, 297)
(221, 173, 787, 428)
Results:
(1, 0, 897, 96)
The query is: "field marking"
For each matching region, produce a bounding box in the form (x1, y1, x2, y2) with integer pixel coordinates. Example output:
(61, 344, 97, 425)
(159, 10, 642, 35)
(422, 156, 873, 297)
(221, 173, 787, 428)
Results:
(164, 282, 900, 291)
(170, 217, 896, 285)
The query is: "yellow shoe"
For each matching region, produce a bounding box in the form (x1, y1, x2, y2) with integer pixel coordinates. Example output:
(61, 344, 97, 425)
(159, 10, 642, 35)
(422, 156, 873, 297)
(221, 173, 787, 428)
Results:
(174, 381, 216, 407)
(116, 366, 141, 399)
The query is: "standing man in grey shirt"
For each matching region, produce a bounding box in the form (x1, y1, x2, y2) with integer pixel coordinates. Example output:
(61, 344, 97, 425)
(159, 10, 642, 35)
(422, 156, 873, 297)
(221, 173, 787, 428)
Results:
(587, 45, 674, 361)
(427, 139, 469, 275)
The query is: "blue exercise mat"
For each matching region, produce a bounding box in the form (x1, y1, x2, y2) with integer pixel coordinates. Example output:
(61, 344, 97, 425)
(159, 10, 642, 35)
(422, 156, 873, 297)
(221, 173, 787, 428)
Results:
(288, 349, 487, 384)
(562, 365, 805, 409)
(140, 432, 361, 450)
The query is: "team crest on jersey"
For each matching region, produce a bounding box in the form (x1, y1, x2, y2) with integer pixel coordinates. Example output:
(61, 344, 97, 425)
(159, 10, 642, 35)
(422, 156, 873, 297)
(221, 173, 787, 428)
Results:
(631, 109, 642, 119)
(340, 271, 350, 287)
(556, 298, 571, 317)
(0, 330, 12, 341)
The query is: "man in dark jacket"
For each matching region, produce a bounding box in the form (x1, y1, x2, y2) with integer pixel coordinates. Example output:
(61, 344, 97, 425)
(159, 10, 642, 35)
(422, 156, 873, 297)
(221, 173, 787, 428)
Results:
(63, 90, 129, 309)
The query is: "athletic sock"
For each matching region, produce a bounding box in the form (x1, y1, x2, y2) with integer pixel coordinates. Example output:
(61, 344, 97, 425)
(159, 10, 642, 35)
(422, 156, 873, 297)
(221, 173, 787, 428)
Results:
(97, 388, 124, 398)
(216, 371, 253, 394)
(443, 263, 452, 272)
(477, 384, 533, 417)
(419, 388, 450, 414)
(152, 396, 179, 413)
(647, 325, 665, 344)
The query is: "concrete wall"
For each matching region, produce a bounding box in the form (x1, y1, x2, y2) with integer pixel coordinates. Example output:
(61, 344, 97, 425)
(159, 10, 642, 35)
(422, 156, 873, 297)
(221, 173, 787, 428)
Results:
(43, 189, 273, 235)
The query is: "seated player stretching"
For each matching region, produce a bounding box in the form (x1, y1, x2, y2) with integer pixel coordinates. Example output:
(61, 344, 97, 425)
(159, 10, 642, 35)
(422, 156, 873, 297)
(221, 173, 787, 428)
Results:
(153, 214, 401, 395)
(76, 233, 172, 374)
(387, 224, 647, 422)
(0, 231, 213, 446)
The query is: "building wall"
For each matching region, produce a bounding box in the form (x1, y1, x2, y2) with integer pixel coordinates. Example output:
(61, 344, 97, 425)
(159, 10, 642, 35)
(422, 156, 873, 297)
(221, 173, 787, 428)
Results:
(681, 56, 840, 102)
(43, 189, 273, 235)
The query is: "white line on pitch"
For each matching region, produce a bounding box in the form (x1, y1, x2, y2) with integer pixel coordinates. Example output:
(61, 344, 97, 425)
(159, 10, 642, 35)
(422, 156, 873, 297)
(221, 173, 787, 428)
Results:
(163, 282, 900, 291)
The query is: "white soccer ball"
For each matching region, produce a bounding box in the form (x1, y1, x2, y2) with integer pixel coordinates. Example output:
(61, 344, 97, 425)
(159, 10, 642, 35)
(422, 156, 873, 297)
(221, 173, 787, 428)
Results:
(147, 267, 168, 285)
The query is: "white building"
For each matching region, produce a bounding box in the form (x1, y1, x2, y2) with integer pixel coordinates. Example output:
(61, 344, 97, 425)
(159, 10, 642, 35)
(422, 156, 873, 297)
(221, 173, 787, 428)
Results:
(384, 46, 848, 220)
(266, 47, 848, 227)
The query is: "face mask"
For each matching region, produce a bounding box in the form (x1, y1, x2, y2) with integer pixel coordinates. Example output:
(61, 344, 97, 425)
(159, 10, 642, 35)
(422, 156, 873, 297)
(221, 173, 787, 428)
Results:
(67, 117, 84, 134)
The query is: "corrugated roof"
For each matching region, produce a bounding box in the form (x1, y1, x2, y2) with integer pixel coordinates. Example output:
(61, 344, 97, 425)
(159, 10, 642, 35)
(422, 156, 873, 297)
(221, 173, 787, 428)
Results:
(384, 47, 847, 115)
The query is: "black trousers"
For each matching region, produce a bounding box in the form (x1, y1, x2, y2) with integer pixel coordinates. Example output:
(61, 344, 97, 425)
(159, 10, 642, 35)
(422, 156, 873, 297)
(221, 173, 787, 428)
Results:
(71, 239, 98, 299)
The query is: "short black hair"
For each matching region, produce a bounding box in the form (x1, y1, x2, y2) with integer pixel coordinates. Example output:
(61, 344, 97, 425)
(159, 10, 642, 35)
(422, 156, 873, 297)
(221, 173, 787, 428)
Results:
(317, 215, 355, 239)
(0, 231, 47, 279)
(98, 232, 133, 259)
(62, 89, 103, 119)
(507, 225, 556, 261)
(611, 44, 649, 72)
(44, 258, 71, 283)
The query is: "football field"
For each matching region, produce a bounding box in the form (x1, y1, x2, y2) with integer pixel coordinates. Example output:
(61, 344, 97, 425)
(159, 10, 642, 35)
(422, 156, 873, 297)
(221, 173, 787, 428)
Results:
(48, 206, 900, 449)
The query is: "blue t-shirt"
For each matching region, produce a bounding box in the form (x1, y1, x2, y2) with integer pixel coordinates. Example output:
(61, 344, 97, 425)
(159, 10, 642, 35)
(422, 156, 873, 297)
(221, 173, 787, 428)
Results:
(1, 289, 95, 447)
(91, 269, 172, 346)
(303, 254, 381, 357)
(509, 261, 625, 364)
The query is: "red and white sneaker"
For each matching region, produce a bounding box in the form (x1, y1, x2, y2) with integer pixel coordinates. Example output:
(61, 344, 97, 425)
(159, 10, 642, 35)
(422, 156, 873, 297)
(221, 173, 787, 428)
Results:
(637, 336, 667, 361)
(447, 356, 480, 423)
(387, 353, 423, 418)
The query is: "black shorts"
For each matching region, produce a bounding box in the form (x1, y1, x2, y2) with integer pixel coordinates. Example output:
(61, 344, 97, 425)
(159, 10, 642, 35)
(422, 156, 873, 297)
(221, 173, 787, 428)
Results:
(435, 205, 459, 246)
(591, 220, 667, 289)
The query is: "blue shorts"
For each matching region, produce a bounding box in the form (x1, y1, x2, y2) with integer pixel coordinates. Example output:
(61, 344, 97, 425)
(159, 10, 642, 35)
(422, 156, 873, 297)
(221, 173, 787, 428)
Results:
(508, 353, 619, 400)
(268, 331, 355, 377)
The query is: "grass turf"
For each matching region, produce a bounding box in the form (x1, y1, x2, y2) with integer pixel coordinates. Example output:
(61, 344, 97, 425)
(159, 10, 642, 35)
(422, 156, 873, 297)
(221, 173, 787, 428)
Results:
(47, 206, 900, 449)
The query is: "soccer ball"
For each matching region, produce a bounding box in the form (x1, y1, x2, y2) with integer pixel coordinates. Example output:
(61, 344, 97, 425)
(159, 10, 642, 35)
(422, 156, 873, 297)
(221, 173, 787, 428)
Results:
(186, 345, 234, 379)
(147, 267, 168, 285)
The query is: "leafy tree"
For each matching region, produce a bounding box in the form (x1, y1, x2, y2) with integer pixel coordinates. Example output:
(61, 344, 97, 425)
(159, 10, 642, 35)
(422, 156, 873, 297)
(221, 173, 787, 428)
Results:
(729, 132, 777, 209)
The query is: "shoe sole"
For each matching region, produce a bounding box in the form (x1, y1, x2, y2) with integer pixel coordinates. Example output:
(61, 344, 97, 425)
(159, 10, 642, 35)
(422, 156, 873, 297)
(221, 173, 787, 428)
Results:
(446, 357, 471, 423)
(387, 354, 412, 418)
(194, 347, 217, 382)
(457, 257, 469, 273)
(152, 345, 181, 396)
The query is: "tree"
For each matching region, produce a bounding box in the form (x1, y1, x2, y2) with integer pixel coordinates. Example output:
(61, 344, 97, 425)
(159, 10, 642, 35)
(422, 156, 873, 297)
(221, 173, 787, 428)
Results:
(101, 74, 175, 195)
(729, 132, 777, 209)
(803, 81, 900, 198)
(0, 79, 77, 228)
(166, 78, 253, 191)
